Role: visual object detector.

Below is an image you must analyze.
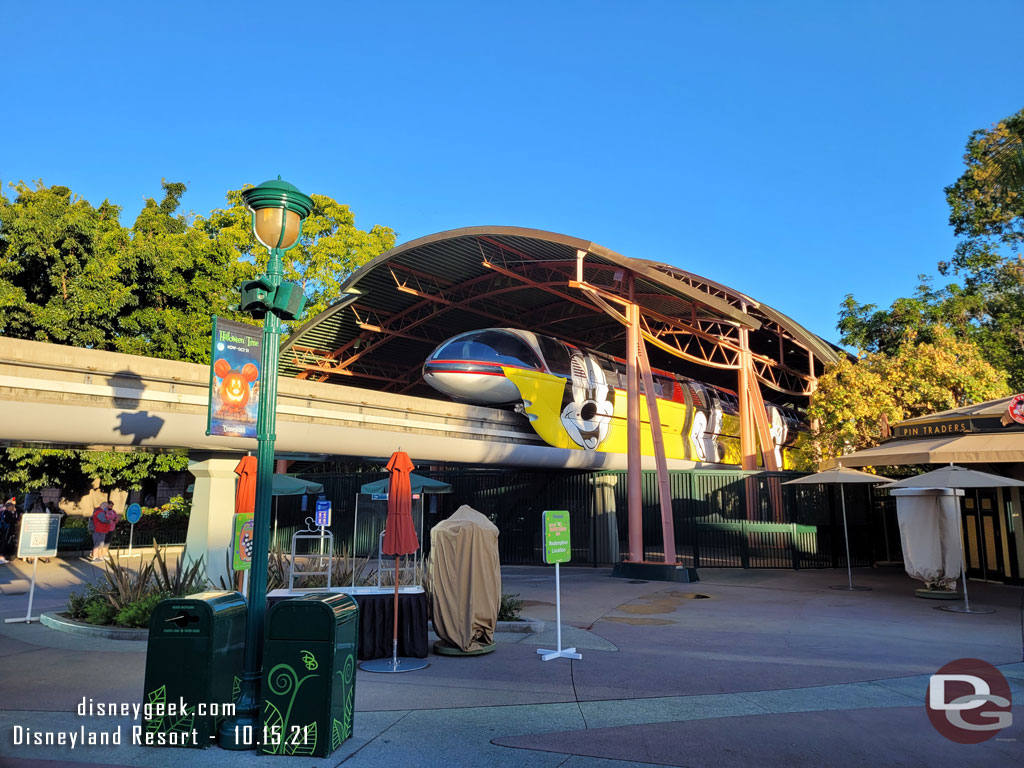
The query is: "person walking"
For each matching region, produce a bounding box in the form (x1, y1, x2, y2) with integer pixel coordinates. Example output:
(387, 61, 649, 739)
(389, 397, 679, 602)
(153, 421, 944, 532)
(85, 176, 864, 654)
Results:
(0, 498, 18, 565)
(90, 501, 117, 562)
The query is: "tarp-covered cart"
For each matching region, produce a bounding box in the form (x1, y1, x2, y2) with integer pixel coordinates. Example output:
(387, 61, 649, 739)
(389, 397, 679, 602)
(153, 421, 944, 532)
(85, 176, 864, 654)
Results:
(429, 504, 500, 655)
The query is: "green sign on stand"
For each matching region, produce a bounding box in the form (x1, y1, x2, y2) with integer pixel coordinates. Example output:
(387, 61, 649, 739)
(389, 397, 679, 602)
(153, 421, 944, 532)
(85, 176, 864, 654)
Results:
(233, 513, 254, 571)
(542, 510, 571, 565)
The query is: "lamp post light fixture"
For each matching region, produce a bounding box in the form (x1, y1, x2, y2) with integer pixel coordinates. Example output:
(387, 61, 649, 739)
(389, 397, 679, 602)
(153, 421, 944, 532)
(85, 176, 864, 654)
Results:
(219, 177, 313, 750)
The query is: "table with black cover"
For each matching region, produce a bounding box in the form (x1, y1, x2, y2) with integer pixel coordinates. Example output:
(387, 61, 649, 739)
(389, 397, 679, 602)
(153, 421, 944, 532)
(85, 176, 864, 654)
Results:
(266, 589, 428, 661)
(353, 591, 429, 660)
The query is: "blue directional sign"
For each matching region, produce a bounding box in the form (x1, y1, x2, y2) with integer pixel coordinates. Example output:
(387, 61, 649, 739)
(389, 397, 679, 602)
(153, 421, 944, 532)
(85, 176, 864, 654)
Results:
(125, 503, 142, 525)
(371, 493, 388, 501)
(315, 498, 331, 527)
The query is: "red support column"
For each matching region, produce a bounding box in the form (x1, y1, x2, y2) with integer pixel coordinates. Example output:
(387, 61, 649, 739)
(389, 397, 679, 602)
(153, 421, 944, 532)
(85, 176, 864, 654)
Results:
(626, 290, 643, 562)
(636, 328, 677, 564)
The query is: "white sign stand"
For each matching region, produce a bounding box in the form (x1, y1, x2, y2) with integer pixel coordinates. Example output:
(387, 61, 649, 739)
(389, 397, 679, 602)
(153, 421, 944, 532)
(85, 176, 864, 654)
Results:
(123, 504, 142, 558)
(536, 563, 581, 661)
(124, 523, 140, 558)
(6, 513, 58, 624)
(5, 556, 41, 624)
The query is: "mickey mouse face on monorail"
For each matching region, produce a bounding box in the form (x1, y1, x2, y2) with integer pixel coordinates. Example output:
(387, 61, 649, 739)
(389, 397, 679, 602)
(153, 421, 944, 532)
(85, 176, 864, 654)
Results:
(560, 354, 615, 450)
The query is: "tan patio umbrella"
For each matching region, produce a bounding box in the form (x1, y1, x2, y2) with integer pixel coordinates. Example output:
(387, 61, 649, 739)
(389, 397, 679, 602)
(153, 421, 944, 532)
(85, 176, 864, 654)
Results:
(783, 466, 892, 591)
(887, 465, 1024, 614)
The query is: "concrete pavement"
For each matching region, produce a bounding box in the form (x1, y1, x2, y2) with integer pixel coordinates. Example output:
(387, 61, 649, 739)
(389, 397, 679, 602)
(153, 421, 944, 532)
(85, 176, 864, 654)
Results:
(1, 558, 1021, 766)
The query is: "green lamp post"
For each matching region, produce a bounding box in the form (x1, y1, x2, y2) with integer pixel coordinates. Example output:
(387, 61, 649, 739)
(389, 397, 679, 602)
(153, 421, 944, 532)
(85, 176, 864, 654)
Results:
(219, 177, 313, 750)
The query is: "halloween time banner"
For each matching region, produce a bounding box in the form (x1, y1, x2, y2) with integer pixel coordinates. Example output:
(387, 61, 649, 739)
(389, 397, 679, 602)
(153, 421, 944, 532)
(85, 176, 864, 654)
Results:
(207, 317, 263, 439)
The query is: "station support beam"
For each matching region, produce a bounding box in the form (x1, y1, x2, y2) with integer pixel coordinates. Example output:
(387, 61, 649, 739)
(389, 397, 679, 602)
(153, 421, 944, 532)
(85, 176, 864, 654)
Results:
(618, 273, 677, 564)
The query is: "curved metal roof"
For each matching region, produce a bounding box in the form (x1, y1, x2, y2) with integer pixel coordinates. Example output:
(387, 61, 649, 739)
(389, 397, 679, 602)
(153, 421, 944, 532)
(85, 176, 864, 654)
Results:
(280, 226, 840, 402)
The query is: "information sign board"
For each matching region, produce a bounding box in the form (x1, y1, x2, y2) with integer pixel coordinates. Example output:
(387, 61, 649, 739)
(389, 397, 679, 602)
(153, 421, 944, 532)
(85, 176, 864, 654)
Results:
(542, 510, 571, 565)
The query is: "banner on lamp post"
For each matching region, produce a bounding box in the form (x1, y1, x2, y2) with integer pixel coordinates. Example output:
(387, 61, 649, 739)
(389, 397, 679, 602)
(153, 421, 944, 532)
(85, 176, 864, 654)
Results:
(207, 317, 263, 438)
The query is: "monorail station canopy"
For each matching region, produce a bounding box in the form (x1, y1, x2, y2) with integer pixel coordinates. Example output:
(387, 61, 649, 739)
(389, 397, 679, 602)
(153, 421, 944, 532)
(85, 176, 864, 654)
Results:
(281, 226, 838, 404)
(281, 226, 840, 567)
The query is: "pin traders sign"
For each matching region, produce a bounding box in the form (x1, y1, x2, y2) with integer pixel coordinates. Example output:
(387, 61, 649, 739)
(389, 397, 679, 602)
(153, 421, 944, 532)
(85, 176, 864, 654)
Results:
(207, 317, 262, 439)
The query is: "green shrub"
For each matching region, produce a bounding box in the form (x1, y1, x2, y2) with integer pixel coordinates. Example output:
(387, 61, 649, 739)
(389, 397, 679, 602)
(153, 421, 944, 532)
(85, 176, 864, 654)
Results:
(152, 544, 205, 596)
(498, 592, 524, 622)
(66, 590, 89, 619)
(83, 598, 117, 626)
(66, 546, 203, 627)
(114, 591, 168, 628)
(62, 516, 89, 529)
(66, 582, 109, 620)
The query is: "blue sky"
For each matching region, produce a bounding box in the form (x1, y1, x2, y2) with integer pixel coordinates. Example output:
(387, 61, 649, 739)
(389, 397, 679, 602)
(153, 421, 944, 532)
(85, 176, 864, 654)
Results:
(3, 2, 1022, 344)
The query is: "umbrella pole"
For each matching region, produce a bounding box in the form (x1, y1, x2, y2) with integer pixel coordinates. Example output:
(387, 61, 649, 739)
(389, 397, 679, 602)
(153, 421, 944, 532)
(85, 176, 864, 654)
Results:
(960, 556, 971, 612)
(393, 555, 400, 667)
(937, 493, 993, 614)
(841, 488, 853, 589)
(829, 484, 870, 591)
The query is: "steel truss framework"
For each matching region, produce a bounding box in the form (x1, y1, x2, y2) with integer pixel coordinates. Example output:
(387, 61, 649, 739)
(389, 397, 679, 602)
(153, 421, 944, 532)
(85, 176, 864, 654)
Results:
(286, 235, 819, 401)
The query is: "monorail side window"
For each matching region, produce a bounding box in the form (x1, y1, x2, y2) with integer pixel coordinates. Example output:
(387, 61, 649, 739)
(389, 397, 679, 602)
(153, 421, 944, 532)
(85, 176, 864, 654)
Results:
(537, 335, 572, 377)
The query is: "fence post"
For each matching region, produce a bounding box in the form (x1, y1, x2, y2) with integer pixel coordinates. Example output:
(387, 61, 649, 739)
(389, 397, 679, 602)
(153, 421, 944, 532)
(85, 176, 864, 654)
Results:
(740, 521, 750, 569)
(790, 523, 800, 570)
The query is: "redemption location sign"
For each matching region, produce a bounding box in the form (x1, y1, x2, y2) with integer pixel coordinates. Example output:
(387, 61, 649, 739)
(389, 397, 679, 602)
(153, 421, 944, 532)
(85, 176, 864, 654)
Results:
(542, 510, 571, 565)
(207, 316, 262, 439)
(233, 512, 255, 571)
(537, 510, 580, 662)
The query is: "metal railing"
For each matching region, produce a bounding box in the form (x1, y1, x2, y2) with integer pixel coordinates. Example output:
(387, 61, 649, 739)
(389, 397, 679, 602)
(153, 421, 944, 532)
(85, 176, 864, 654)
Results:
(291, 468, 889, 570)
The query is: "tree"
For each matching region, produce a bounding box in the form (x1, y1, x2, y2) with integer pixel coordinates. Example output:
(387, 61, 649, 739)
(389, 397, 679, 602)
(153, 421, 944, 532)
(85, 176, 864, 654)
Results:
(837, 108, 1024, 389)
(944, 108, 1024, 275)
(805, 327, 1010, 465)
(115, 181, 257, 363)
(0, 182, 126, 346)
(201, 187, 397, 322)
(0, 179, 396, 494)
(0, 448, 188, 493)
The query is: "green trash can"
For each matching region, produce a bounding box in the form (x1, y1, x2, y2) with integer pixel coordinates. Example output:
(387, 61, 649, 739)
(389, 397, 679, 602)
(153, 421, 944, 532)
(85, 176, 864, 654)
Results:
(260, 593, 359, 757)
(141, 591, 246, 749)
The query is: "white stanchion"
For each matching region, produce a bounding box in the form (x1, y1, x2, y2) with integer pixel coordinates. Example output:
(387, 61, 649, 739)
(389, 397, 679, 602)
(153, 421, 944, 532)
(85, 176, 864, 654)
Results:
(5, 557, 40, 624)
(537, 562, 581, 661)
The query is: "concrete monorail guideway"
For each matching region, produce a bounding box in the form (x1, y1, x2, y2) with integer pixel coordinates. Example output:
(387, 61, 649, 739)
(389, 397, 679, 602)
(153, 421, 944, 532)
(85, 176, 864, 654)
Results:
(0, 337, 699, 471)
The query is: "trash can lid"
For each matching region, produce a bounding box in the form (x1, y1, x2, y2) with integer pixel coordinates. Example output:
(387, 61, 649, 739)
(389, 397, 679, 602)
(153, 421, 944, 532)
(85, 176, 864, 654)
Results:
(149, 591, 246, 634)
(293, 592, 358, 622)
(269, 592, 357, 622)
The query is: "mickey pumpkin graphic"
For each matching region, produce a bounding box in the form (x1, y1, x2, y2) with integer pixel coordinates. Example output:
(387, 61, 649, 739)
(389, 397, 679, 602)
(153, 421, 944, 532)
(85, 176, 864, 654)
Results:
(214, 359, 259, 420)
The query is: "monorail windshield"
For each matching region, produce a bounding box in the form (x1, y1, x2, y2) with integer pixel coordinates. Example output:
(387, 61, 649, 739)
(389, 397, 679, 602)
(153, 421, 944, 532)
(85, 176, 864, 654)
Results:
(428, 330, 543, 371)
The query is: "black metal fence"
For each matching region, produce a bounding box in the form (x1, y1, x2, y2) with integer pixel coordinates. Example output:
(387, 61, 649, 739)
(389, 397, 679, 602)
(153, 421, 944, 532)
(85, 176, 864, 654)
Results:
(292, 468, 895, 570)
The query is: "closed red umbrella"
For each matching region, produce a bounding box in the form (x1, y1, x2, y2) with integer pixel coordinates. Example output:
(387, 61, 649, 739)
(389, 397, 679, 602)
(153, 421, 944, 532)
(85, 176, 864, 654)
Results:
(382, 451, 418, 556)
(365, 450, 427, 672)
(234, 456, 257, 516)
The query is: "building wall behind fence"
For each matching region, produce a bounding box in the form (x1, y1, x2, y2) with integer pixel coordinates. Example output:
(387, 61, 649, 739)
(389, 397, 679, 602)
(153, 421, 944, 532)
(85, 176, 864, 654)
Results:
(293, 469, 889, 569)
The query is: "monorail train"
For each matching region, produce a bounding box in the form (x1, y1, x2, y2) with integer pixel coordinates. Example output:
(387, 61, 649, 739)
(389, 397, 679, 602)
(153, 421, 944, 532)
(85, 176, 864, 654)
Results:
(422, 328, 805, 468)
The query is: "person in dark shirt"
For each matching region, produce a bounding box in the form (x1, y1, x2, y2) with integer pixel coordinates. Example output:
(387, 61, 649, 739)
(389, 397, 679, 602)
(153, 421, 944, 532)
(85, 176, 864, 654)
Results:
(0, 499, 19, 564)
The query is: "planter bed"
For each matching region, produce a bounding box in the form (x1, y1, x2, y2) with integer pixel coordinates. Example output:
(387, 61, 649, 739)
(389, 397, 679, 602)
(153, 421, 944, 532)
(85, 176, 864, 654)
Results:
(40, 611, 148, 641)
